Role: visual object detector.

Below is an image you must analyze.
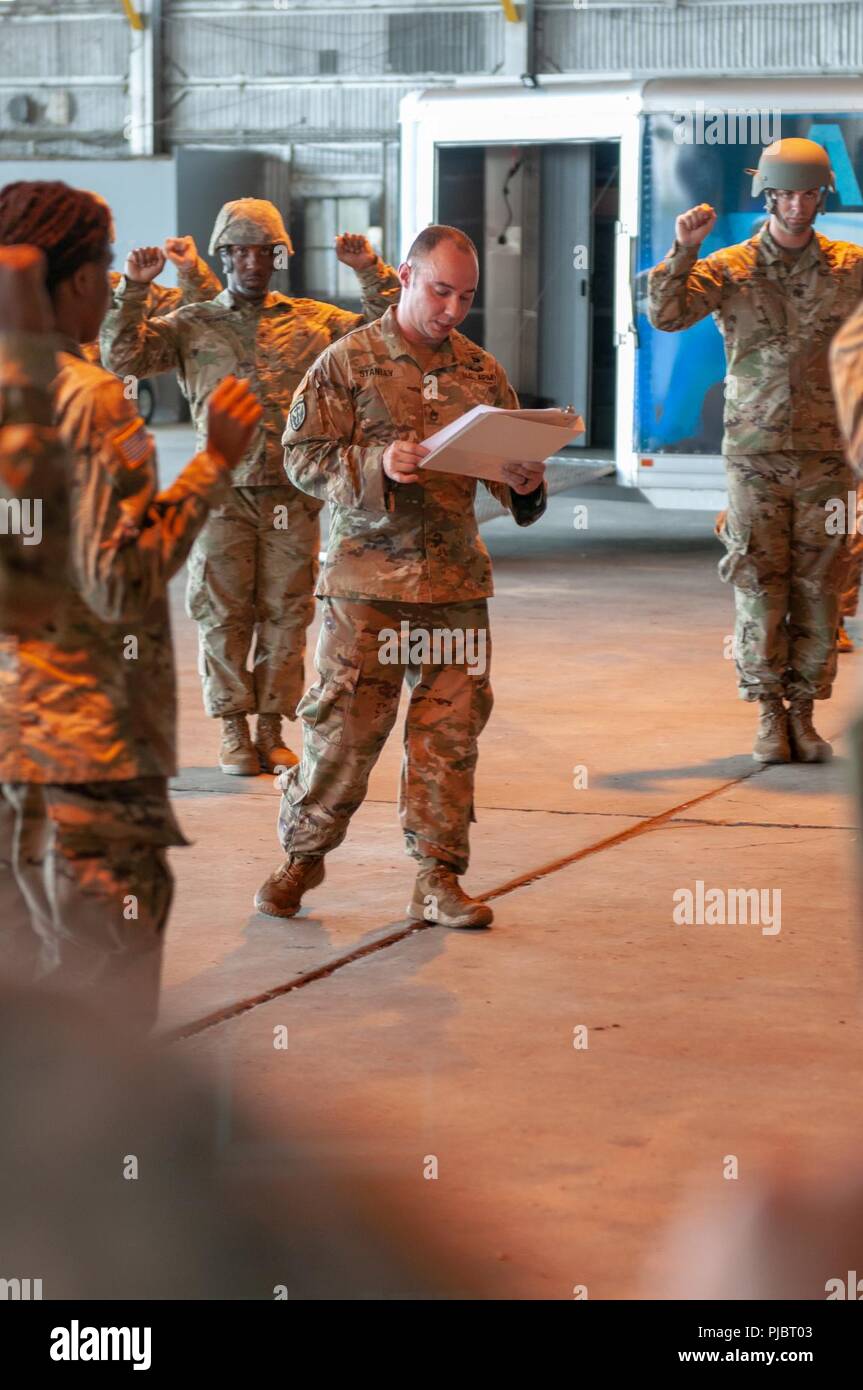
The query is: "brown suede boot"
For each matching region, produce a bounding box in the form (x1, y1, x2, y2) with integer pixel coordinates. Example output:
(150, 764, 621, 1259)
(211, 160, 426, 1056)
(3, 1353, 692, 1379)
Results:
(219, 714, 260, 776)
(254, 855, 326, 918)
(752, 697, 791, 764)
(407, 859, 493, 929)
(255, 714, 299, 772)
(787, 698, 832, 763)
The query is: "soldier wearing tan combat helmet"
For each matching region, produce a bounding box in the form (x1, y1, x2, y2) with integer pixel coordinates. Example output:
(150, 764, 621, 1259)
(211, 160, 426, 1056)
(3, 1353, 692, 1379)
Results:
(649, 138, 863, 765)
(101, 198, 400, 776)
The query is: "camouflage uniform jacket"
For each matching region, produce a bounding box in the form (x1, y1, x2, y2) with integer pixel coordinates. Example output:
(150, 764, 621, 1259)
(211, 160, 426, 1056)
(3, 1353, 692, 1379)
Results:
(0, 332, 70, 630)
(82, 256, 222, 366)
(100, 257, 401, 486)
(0, 337, 232, 784)
(282, 306, 548, 602)
(647, 225, 863, 455)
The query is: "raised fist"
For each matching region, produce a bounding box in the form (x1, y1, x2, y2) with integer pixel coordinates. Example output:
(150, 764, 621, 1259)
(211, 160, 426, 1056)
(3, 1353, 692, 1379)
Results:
(124, 246, 167, 285)
(674, 204, 717, 249)
(335, 233, 376, 271)
(163, 236, 199, 274)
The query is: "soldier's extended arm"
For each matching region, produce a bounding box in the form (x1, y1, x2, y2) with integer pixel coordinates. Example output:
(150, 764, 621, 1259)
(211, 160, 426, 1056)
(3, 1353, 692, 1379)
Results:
(830, 299, 863, 478)
(95, 257, 221, 371)
(147, 270, 216, 317)
(647, 242, 726, 332)
(73, 376, 258, 624)
(353, 254, 401, 322)
(321, 236, 401, 343)
(149, 254, 222, 315)
(100, 280, 185, 381)
(0, 331, 70, 629)
(481, 369, 548, 527)
(148, 234, 222, 313)
(283, 358, 390, 512)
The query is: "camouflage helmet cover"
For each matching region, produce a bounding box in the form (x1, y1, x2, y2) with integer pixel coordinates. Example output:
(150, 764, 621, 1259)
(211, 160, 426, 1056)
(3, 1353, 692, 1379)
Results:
(208, 198, 293, 255)
(747, 138, 836, 198)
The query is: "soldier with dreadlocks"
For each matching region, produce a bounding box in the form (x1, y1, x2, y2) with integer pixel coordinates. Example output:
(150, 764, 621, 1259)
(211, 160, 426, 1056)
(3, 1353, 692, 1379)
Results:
(0, 180, 261, 1030)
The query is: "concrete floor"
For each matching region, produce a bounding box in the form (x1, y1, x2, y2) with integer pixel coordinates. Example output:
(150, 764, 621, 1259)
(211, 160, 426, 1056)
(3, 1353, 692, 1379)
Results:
(154, 426, 863, 1298)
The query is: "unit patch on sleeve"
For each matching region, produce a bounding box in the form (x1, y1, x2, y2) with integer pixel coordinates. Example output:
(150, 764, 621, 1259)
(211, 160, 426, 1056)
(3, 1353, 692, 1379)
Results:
(289, 397, 306, 431)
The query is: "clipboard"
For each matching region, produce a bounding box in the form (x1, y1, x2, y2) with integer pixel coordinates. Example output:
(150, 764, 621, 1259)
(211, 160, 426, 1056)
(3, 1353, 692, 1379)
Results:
(417, 406, 585, 482)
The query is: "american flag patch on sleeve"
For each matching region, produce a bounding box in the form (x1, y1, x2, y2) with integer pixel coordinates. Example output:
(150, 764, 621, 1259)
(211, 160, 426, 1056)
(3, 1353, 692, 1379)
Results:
(111, 417, 154, 469)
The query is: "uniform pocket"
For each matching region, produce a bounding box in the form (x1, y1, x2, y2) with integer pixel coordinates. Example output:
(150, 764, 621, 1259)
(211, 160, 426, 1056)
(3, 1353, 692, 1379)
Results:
(717, 514, 761, 594)
(296, 662, 361, 745)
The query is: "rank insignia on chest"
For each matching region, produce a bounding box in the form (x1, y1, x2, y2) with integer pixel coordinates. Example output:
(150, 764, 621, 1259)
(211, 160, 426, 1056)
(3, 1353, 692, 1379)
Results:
(289, 398, 306, 431)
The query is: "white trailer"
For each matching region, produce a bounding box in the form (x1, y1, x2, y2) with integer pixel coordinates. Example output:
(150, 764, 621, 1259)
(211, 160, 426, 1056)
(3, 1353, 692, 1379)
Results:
(400, 77, 863, 510)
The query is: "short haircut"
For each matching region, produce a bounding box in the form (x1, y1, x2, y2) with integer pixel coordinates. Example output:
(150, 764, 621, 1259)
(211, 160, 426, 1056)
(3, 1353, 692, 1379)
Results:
(406, 224, 478, 266)
(0, 181, 112, 293)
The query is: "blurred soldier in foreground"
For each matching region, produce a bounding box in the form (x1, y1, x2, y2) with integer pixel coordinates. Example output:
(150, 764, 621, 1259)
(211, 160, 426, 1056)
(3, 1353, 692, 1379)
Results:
(0, 987, 470, 1298)
(649, 139, 863, 764)
(838, 483, 863, 652)
(831, 296, 863, 474)
(102, 199, 400, 777)
(648, 1159, 863, 1300)
(255, 225, 546, 929)
(0, 180, 260, 1030)
(0, 244, 69, 632)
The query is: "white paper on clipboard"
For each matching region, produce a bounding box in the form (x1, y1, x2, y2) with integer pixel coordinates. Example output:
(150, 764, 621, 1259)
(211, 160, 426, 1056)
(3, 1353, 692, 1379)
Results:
(417, 406, 585, 483)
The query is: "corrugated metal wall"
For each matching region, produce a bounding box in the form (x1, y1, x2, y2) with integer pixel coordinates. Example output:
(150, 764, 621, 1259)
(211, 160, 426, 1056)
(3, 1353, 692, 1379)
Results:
(3, 3, 863, 163)
(537, 1, 863, 75)
(0, 1, 128, 156)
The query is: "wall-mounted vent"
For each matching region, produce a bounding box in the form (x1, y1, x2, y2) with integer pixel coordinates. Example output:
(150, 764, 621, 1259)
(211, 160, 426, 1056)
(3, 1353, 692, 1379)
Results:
(387, 13, 488, 75)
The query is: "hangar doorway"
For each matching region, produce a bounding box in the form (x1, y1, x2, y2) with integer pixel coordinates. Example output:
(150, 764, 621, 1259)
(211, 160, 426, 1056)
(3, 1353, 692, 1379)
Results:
(436, 141, 619, 451)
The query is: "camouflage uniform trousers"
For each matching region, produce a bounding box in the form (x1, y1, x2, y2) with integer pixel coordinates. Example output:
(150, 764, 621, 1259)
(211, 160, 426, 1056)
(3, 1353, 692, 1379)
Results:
(185, 484, 319, 719)
(0, 778, 185, 1032)
(718, 452, 854, 701)
(277, 597, 494, 874)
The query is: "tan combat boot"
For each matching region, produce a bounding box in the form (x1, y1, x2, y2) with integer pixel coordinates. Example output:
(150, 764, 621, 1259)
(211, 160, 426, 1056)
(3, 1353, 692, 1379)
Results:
(255, 713, 299, 772)
(254, 855, 326, 918)
(753, 697, 791, 764)
(787, 698, 833, 763)
(407, 859, 493, 929)
(838, 622, 855, 654)
(219, 713, 260, 776)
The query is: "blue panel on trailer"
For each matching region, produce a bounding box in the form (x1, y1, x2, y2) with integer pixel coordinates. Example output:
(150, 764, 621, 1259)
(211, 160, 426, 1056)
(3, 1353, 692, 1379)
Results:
(635, 112, 863, 455)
